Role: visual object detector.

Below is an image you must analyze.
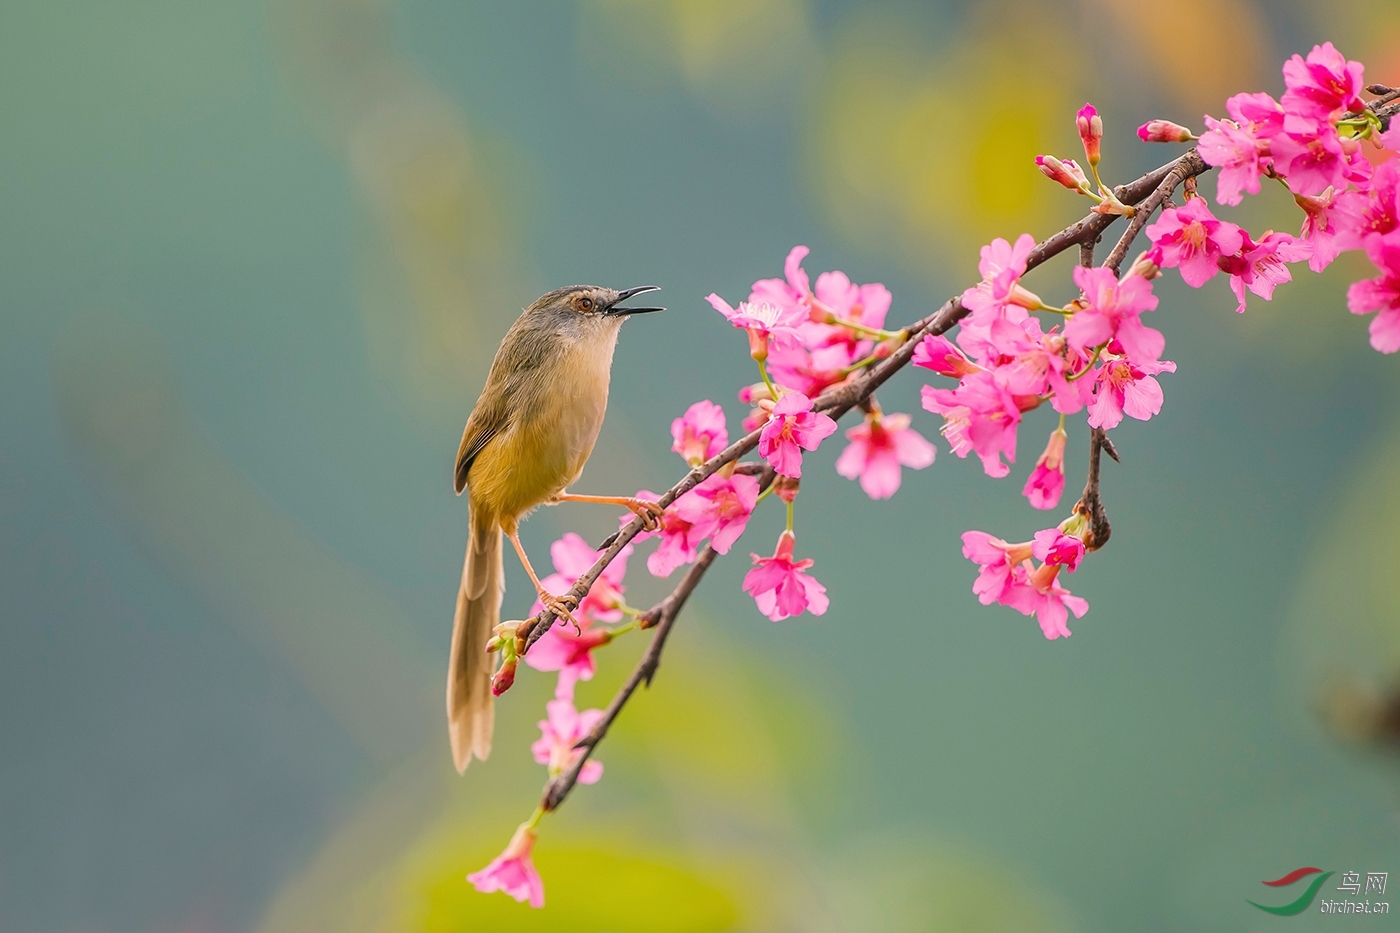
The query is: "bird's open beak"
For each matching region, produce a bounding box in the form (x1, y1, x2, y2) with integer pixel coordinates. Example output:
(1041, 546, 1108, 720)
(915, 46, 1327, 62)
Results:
(605, 285, 665, 316)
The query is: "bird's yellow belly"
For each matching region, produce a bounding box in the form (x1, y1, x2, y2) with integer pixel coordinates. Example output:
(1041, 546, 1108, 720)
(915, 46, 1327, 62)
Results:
(469, 341, 612, 523)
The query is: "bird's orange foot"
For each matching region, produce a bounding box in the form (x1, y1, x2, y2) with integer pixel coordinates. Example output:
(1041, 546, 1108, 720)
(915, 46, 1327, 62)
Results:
(623, 497, 665, 532)
(537, 590, 582, 633)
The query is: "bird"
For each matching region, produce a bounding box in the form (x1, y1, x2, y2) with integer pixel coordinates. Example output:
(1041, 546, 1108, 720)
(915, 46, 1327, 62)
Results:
(447, 284, 665, 773)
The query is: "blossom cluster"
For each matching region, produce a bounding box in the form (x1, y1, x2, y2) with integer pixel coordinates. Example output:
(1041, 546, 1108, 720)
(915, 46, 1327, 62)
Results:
(468, 42, 1397, 909)
(1151, 42, 1400, 348)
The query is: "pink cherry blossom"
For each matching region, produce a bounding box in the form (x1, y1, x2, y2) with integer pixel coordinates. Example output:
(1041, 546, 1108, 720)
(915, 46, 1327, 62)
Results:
(524, 622, 610, 700)
(808, 269, 892, 338)
(757, 257, 894, 394)
(921, 370, 1028, 478)
(1006, 560, 1089, 640)
(672, 471, 760, 554)
(1144, 198, 1245, 288)
(1031, 528, 1085, 572)
(960, 234, 1041, 325)
(530, 533, 631, 624)
(976, 317, 1089, 415)
(1269, 120, 1350, 197)
(705, 294, 804, 360)
(1023, 426, 1067, 510)
(1333, 157, 1399, 244)
(1064, 265, 1164, 361)
(1379, 121, 1400, 153)
(468, 824, 545, 908)
(1137, 120, 1195, 143)
(1086, 351, 1177, 430)
(961, 529, 1088, 638)
(623, 487, 700, 578)
(961, 531, 1033, 606)
(743, 530, 829, 621)
(1217, 230, 1313, 312)
(835, 412, 936, 500)
(765, 341, 852, 397)
(1280, 42, 1366, 121)
(757, 391, 838, 478)
(1294, 187, 1353, 272)
(1197, 115, 1269, 206)
(671, 400, 728, 465)
(1227, 92, 1285, 139)
(749, 245, 813, 318)
(1347, 229, 1400, 353)
(531, 697, 604, 784)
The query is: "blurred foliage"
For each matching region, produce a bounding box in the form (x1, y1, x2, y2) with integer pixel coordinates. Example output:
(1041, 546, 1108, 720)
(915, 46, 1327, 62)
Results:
(807, 5, 1074, 278)
(1085, 0, 1267, 114)
(271, 0, 534, 430)
(577, 0, 816, 113)
(1283, 416, 1400, 747)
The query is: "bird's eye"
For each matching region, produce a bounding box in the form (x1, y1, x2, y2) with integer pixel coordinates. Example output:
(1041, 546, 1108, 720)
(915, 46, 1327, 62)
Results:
(575, 295, 594, 312)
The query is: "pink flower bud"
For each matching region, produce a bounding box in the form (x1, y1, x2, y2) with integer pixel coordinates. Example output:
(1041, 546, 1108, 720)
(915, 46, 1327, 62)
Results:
(743, 530, 828, 621)
(738, 383, 773, 405)
(1007, 283, 1047, 310)
(1036, 154, 1088, 191)
(807, 298, 839, 324)
(1136, 119, 1196, 143)
(747, 327, 769, 362)
(491, 656, 518, 696)
(1077, 104, 1103, 166)
(912, 334, 983, 378)
(1126, 248, 1163, 280)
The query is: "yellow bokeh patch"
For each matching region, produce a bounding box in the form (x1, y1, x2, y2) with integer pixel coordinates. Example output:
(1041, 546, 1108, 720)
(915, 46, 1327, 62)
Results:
(807, 6, 1076, 280)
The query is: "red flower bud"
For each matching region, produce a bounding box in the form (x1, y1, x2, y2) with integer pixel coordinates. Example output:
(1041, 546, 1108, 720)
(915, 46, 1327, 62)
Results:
(1077, 103, 1103, 166)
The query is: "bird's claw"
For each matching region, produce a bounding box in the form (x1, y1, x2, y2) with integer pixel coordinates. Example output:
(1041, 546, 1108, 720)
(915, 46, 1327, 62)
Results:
(626, 497, 664, 532)
(539, 592, 581, 632)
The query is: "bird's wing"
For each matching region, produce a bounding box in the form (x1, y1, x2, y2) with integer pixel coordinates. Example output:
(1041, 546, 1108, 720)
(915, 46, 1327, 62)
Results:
(454, 399, 510, 495)
(454, 311, 557, 494)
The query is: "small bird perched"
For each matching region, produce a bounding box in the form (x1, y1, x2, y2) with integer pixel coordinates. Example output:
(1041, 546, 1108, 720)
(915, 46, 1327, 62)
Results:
(448, 285, 664, 773)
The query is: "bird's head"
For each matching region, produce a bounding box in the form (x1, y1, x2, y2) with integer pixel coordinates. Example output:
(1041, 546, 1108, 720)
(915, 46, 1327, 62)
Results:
(528, 285, 664, 332)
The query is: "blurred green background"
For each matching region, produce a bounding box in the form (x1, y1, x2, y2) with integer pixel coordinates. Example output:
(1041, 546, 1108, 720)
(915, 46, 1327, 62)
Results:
(3, 0, 1400, 930)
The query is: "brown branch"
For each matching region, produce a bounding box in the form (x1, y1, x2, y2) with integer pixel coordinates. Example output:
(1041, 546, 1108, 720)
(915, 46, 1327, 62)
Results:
(1356, 92, 1400, 131)
(1075, 428, 1113, 550)
(541, 544, 720, 811)
(516, 151, 1216, 818)
(1102, 151, 1207, 274)
(518, 148, 1213, 654)
(1353, 85, 1400, 116)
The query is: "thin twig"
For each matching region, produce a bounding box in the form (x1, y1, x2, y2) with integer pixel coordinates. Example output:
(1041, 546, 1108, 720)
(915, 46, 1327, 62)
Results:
(1070, 237, 1117, 550)
(541, 544, 720, 811)
(1076, 428, 1113, 551)
(1352, 86, 1400, 117)
(1103, 151, 1207, 274)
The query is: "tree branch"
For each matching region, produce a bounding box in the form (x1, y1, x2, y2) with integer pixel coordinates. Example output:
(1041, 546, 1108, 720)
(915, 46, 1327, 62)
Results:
(541, 543, 721, 811)
(519, 149, 1212, 653)
(514, 148, 1215, 816)
(1102, 151, 1207, 274)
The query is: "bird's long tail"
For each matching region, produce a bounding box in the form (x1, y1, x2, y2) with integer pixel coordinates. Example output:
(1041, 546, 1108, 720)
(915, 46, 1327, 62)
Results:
(447, 502, 501, 772)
